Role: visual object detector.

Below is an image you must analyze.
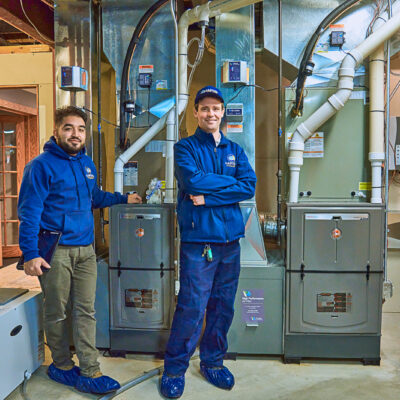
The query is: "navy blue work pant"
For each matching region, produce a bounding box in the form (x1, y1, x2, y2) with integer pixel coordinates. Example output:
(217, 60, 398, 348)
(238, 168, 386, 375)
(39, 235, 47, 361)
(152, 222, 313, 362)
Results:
(164, 240, 241, 376)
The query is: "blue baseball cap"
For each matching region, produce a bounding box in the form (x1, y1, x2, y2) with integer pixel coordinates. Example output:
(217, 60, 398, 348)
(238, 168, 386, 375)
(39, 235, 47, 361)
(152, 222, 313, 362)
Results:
(194, 85, 224, 105)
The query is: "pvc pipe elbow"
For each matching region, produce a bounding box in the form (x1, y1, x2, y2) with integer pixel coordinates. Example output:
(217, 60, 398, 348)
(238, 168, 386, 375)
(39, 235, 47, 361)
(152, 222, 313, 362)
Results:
(114, 157, 125, 174)
(295, 123, 312, 142)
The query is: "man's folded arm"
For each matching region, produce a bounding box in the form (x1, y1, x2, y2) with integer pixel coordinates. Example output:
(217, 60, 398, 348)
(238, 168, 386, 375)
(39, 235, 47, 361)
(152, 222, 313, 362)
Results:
(204, 148, 256, 207)
(174, 142, 237, 195)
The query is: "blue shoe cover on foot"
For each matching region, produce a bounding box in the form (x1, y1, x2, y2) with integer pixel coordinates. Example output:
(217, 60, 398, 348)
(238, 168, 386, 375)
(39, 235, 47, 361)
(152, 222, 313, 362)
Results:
(200, 365, 235, 390)
(160, 372, 185, 398)
(75, 375, 121, 394)
(47, 363, 80, 387)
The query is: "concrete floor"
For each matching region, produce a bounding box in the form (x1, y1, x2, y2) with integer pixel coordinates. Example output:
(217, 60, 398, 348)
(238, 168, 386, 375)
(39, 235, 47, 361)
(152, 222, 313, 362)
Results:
(2, 266, 400, 400)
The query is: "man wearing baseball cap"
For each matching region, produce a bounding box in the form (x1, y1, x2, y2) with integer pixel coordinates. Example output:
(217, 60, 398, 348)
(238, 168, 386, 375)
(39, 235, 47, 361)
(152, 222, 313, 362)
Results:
(160, 86, 256, 398)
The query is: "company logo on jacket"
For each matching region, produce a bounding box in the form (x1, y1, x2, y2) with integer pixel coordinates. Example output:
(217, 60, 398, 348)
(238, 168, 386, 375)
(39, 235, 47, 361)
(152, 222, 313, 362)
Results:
(85, 166, 95, 179)
(225, 154, 236, 168)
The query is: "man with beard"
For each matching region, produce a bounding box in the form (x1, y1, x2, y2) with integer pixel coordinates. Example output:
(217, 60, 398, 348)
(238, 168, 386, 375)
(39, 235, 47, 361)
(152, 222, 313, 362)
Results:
(18, 106, 141, 395)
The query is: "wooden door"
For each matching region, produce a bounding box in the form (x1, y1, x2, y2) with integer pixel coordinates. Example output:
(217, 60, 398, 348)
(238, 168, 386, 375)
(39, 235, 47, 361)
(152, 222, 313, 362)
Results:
(0, 116, 27, 258)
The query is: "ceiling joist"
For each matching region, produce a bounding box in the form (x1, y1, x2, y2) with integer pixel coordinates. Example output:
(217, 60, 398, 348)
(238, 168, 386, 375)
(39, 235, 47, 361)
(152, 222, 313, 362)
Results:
(0, 1, 54, 46)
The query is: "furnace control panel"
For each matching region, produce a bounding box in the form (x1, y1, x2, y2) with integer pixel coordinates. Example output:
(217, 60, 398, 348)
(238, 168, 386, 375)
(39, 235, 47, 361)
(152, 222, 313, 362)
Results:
(222, 61, 248, 84)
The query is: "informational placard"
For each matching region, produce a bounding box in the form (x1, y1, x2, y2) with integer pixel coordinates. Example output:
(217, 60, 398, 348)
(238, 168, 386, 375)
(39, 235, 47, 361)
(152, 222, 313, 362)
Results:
(145, 140, 167, 156)
(156, 80, 168, 90)
(123, 161, 138, 186)
(304, 132, 324, 158)
(241, 289, 264, 324)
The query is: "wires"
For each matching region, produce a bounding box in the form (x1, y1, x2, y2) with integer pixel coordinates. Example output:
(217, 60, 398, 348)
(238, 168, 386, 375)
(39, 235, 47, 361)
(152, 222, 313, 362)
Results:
(82, 107, 120, 128)
(20, 0, 52, 43)
(366, 0, 386, 37)
(179, 25, 207, 126)
(225, 84, 290, 105)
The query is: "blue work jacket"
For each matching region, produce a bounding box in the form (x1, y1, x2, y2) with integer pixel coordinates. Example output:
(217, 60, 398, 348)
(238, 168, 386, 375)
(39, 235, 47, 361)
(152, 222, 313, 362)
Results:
(175, 127, 257, 243)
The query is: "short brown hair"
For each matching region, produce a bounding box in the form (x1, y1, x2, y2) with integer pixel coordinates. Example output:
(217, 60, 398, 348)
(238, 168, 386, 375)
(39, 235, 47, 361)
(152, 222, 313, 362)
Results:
(55, 106, 88, 127)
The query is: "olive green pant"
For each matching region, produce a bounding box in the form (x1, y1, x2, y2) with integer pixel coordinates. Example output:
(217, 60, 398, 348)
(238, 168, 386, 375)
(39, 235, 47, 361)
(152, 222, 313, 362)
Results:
(39, 245, 100, 377)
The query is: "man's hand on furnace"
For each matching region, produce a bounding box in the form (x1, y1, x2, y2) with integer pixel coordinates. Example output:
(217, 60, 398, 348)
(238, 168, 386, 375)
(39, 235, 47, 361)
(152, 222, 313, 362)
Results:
(24, 257, 51, 276)
(127, 193, 142, 204)
(190, 195, 205, 206)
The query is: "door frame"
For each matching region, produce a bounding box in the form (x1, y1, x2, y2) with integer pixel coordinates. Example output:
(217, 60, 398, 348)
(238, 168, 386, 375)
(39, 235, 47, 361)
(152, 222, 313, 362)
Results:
(0, 85, 39, 260)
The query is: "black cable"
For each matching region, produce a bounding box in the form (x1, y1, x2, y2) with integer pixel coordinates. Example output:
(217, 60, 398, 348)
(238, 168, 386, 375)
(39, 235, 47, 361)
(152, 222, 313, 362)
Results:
(119, 0, 170, 150)
(82, 107, 119, 128)
(225, 84, 290, 105)
(293, 0, 361, 116)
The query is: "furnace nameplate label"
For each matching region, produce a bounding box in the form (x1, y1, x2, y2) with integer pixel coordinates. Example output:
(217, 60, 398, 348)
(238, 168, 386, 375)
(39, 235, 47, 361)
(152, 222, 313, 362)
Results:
(317, 292, 352, 313)
(123, 161, 138, 186)
(125, 289, 159, 311)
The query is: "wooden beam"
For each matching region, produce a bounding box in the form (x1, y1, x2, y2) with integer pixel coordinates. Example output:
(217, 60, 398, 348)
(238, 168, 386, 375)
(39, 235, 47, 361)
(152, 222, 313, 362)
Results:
(40, 0, 54, 9)
(0, 1, 54, 46)
(0, 98, 37, 116)
(0, 44, 51, 54)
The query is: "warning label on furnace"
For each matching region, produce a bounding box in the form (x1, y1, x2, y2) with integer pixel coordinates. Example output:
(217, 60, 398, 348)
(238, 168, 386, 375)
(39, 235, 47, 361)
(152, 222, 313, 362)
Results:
(288, 132, 324, 158)
(125, 289, 159, 311)
(317, 292, 352, 313)
(241, 289, 264, 324)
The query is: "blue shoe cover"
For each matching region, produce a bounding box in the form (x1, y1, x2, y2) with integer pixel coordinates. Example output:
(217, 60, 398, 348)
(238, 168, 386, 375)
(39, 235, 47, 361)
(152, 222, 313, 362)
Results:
(75, 375, 121, 394)
(160, 372, 185, 399)
(200, 365, 235, 390)
(47, 363, 80, 387)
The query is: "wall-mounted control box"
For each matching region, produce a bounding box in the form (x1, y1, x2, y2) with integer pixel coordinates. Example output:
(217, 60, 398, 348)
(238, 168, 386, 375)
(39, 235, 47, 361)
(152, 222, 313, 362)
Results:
(60, 66, 88, 91)
(222, 61, 248, 84)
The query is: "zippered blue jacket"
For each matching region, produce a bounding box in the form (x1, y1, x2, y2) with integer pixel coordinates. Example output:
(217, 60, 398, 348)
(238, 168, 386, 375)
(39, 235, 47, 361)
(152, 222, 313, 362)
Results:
(175, 127, 256, 243)
(18, 136, 127, 262)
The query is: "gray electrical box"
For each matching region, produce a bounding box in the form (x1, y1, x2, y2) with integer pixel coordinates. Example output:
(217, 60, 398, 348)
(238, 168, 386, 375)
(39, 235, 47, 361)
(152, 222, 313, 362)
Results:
(109, 204, 175, 353)
(285, 203, 384, 364)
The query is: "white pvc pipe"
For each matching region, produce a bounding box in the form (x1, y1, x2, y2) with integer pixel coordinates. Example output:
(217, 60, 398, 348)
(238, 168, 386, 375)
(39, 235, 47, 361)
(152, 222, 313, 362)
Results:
(288, 5, 400, 203)
(369, 46, 385, 204)
(165, 110, 175, 203)
(114, 112, 169, 193)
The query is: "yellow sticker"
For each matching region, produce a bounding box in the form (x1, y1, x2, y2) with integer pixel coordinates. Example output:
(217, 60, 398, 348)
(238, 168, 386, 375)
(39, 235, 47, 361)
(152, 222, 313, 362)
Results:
(160, 180, 166, 189)
(359, 182, 372, 191)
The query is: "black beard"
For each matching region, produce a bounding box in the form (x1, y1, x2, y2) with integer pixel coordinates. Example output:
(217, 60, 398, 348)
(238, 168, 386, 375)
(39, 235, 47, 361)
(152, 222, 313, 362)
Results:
(57, 139, 84, 155)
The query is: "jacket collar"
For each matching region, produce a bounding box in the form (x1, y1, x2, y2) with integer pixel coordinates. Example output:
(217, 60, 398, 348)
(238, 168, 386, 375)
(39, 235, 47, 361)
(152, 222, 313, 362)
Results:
(194, 127, 229, 147)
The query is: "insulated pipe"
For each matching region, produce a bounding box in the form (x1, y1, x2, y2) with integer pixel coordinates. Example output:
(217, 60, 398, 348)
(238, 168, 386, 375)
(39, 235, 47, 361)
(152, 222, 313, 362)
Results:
(288, 7, 400, 203)
(369, 46, 385, 203)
